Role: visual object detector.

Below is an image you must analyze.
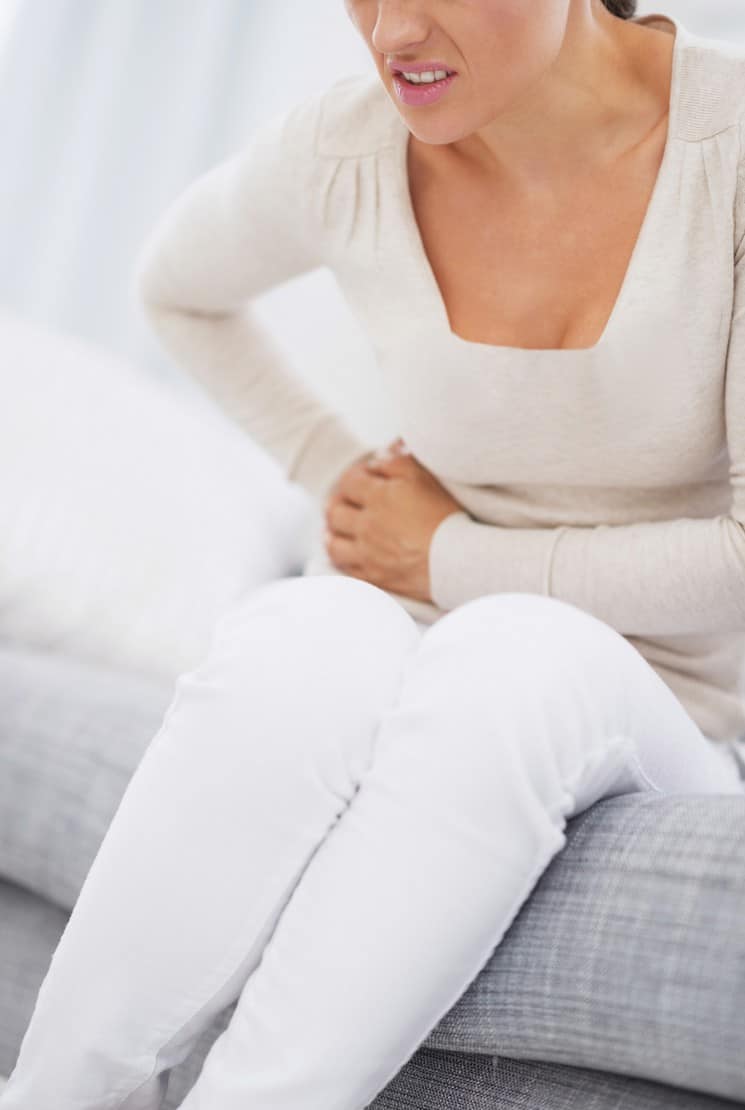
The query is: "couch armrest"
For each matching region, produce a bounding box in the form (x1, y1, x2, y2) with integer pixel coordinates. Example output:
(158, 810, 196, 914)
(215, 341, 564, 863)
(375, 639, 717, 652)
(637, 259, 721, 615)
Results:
(424, 791, 745, 1104)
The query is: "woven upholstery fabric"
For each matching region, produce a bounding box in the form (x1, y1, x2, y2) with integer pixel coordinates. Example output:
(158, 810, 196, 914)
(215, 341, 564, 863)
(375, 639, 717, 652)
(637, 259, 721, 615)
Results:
(0, 641, 173, 911)
(488, 1053, 743, 1110)
(0, 879, 67, 1078)
(2, 883, 732, 1110)
(2, 886, 737, 1110)
(371, 1048, 742, 1109)
(422, 794, 745, 1103)
(1, 641, 744, 1104)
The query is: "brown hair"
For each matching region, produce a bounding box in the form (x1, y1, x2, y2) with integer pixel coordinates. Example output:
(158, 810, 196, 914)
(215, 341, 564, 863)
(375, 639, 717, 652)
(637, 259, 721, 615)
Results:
(601, 0, 638, 16)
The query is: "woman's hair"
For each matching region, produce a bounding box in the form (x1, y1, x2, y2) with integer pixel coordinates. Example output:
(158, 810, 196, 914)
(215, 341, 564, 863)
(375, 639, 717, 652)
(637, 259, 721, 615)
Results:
(600, 0, 638, 17)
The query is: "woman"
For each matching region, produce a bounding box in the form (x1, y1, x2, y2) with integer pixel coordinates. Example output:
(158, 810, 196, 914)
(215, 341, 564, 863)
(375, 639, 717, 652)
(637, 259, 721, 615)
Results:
(3, 1, 745, 1107)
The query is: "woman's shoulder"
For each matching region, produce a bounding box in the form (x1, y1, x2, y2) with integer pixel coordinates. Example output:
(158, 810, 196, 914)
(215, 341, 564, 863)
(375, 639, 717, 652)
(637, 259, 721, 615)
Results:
(241, 72, 399, 184)
(681, 24, 745, 247)
(312, 72, 401, 158)
(675, 20, 745, 141)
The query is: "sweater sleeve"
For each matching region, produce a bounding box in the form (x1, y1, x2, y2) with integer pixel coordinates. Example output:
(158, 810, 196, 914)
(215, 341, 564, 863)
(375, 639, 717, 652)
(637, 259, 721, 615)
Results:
(132, 91, 375, 505)
(428, 141, 745, 639)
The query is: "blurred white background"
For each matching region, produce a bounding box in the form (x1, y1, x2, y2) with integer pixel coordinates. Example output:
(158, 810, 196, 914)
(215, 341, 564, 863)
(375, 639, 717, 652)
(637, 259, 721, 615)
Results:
(0, 0, 744, 445)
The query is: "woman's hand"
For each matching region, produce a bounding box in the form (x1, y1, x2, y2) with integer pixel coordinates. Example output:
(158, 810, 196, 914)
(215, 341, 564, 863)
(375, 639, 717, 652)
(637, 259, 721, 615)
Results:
(323, 437, 464, 602)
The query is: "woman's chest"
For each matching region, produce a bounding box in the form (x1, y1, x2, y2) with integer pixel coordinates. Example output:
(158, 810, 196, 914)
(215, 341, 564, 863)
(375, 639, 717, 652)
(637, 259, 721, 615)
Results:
(404, 127, 671, 354)
(332, 168, 734, 491)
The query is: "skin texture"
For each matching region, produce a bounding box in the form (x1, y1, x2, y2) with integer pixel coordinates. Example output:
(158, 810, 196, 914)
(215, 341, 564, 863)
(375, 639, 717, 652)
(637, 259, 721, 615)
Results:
(324, 0, 671, 602)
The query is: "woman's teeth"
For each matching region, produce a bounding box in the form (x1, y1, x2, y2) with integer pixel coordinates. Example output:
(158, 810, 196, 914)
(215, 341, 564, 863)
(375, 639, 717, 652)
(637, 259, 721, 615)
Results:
(400, 69, 452, 84)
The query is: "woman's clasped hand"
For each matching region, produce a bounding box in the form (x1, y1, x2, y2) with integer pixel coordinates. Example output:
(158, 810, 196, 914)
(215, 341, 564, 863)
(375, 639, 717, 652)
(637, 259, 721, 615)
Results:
(323, 437, 463, 602)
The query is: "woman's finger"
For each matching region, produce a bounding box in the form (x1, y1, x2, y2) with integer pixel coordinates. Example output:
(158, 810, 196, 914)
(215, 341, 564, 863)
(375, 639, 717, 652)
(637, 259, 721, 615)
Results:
(325, 498, 361, 537)
(325, 529, 363, 572)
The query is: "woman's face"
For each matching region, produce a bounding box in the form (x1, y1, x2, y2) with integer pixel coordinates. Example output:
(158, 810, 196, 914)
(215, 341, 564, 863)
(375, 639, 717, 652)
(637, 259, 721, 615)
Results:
(344, 0, 574, 145)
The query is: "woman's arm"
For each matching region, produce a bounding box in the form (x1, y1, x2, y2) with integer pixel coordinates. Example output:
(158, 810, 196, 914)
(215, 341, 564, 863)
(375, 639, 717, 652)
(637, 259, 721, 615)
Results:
(428, 218, 745, 640)
(132, 92, 374, 505)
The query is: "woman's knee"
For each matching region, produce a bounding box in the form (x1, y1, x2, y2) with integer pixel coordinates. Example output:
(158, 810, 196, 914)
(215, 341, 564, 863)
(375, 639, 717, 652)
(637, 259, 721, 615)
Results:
(214, 574, 422, 673)
(429, 590, 613, 646)
(425, 591, 639, 696)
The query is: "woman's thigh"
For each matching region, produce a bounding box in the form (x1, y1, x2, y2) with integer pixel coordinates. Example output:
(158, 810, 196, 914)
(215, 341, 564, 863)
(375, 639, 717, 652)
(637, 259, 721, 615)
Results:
(407, 592, 744, 812)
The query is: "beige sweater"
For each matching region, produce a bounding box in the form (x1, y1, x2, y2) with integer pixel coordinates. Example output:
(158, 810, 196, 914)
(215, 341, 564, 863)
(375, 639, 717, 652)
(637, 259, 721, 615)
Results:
(134, 11, 745, 746)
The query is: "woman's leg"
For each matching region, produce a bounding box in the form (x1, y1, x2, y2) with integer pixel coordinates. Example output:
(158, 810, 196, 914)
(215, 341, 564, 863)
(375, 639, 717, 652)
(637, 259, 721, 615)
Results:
(173, 593, 742, 1110)
(0, 575, 423, 1109)
(4, 586, 741, 1110)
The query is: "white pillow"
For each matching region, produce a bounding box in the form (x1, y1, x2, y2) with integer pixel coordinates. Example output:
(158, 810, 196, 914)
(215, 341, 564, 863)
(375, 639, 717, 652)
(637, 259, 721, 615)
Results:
(0, 311, 313, 681)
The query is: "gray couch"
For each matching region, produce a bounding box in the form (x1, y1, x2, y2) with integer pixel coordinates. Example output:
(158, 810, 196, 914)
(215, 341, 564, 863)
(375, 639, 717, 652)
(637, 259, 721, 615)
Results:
(1, 638, 745, 1109)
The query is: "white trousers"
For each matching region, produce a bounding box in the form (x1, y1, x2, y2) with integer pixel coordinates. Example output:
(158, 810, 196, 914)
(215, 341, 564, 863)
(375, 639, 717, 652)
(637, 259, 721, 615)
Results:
(2, 577, 743, 1110)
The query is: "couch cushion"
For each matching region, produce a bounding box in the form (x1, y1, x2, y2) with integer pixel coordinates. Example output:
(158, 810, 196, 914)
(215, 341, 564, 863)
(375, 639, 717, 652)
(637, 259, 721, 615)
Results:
(0, 879, 68, 1081)
(425, 791, 745, 1103)
(1, 883, 733, 1109)
(0, 640, 172, 910)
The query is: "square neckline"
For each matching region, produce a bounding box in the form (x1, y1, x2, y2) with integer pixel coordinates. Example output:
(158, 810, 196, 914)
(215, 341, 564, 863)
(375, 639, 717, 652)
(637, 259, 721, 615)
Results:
(393, 11, 684, 357)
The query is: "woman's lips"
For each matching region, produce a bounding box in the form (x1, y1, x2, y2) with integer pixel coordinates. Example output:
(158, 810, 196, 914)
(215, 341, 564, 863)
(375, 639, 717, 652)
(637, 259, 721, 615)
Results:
(392, 71, 458, 107)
